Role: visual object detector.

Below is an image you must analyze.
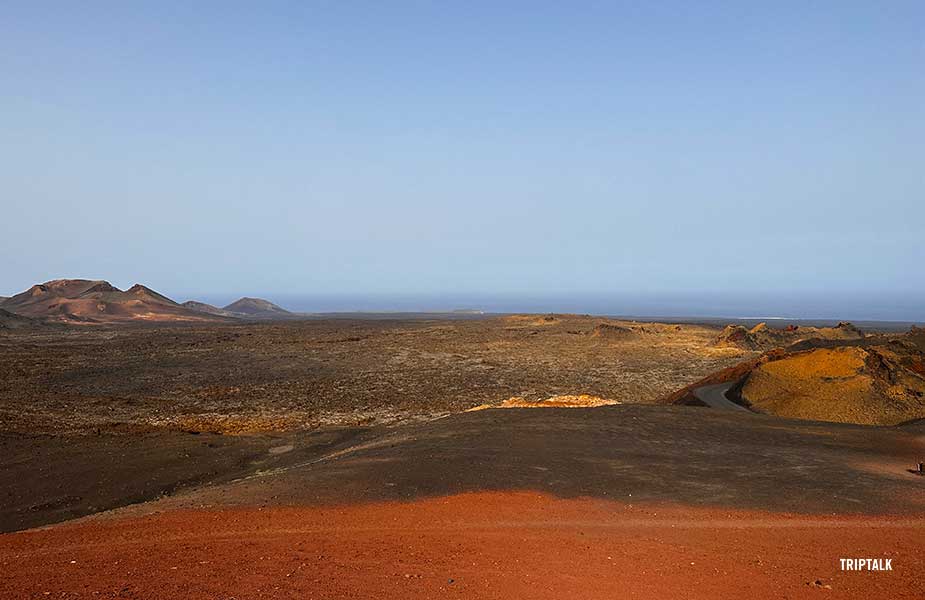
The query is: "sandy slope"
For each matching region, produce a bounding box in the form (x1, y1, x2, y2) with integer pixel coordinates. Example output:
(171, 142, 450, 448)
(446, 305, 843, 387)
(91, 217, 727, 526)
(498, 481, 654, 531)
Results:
(741, 340, 925, 425)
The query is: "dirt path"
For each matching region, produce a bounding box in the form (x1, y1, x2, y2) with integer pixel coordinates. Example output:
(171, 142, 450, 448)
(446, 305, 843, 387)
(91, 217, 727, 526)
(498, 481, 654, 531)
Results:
(1, 491, 921, 599)
(693, 381, 750, 411)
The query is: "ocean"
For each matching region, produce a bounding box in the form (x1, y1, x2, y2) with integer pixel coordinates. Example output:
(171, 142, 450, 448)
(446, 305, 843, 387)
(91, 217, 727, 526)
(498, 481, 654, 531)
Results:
(188, 291, 925, 326)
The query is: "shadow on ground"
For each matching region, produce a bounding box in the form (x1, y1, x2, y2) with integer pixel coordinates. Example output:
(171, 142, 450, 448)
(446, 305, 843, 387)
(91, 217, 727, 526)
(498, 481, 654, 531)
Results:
(4, 405, 923, 533)
(0, 427, 377, 532)
(178, 405, 925, 516)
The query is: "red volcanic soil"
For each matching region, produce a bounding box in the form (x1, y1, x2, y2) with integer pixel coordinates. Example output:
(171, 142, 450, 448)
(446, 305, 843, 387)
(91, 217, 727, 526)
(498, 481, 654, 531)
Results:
(3, 391, 923, 598)
(1, 492, 922, 599)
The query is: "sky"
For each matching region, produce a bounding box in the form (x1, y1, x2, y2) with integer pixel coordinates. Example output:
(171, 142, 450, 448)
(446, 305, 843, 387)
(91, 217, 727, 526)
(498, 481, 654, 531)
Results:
(2, 2, 923, 319)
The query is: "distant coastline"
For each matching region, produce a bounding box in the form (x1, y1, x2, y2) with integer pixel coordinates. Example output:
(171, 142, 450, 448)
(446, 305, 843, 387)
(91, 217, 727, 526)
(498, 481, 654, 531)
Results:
(184, 293, 925, 325)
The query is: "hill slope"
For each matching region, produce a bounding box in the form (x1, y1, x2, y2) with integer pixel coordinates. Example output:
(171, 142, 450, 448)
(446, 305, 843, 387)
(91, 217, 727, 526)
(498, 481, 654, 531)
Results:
(738, 332, 925, 425)
(181, 300, 239, 318)
(0, 308, 51, 330)
(668, 328, 925, 425)
(223, 297, 291, 317)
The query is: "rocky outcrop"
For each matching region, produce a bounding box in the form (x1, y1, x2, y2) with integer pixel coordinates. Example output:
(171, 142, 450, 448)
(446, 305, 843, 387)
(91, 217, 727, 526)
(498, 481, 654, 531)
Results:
(715, 322, 865, 351)
(675, 327, 925, 425)
(738, 342, 925, 425)
(591, 323, 636, 339)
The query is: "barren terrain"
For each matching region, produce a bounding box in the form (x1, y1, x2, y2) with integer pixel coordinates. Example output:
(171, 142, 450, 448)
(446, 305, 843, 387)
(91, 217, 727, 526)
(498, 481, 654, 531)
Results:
(2, 405, 923, 598)
(0, 315, 747, 435)
(4, 493, 922, 600)
(739, 332, 925, 425)
(2, 316, 923, 598)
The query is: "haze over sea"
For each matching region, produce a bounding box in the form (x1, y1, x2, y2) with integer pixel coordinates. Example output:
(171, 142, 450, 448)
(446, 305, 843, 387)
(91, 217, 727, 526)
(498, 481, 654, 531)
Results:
(191, 291, 925, 324)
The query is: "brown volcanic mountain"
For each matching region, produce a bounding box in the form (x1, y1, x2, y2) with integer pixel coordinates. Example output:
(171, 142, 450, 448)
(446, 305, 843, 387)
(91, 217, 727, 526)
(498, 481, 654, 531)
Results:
(223, 297, 291, 317)
(0, 279, 230, 325)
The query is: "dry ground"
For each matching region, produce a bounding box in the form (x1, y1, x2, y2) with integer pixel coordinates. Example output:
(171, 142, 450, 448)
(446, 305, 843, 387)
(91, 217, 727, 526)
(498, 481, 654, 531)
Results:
(2, 405, 923, 598)
(0, 315, 748, 434)
(3, 492, 922, 600)
(2, 319, 923, 598)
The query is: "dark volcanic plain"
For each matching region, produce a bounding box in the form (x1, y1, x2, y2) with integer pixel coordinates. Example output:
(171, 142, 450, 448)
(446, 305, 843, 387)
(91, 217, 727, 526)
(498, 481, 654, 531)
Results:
(0, 315, 746, 436)
(1, 315, 749, 531)
(2, 315, 923, 599)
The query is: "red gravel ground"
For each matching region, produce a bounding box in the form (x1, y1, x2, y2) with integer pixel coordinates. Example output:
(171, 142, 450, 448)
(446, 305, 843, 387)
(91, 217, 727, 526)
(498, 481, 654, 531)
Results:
(1, 491, 921, 599)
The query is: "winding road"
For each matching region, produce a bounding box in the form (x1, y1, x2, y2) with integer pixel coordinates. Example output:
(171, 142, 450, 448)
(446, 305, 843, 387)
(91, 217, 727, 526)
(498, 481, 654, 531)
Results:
(692, 382, 750, 412)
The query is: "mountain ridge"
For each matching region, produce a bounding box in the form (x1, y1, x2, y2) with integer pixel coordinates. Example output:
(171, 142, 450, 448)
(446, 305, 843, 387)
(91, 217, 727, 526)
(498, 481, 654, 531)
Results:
(0, 279, 229, 325)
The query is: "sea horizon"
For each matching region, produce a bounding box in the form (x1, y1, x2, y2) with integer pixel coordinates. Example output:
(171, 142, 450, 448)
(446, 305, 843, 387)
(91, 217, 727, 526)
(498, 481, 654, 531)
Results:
(185, 292, 925, 325)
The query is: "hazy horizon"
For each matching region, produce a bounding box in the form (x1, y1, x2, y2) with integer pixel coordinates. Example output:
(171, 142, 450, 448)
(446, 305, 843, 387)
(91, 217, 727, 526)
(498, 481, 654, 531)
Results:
(3, 3, 923, 319)
(2, 278, 925, 322)
(196, 291, 925, 322)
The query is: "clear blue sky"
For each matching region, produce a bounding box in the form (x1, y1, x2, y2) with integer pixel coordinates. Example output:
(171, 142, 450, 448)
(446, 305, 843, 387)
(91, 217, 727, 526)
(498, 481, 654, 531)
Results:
(2, 2, 923, 318)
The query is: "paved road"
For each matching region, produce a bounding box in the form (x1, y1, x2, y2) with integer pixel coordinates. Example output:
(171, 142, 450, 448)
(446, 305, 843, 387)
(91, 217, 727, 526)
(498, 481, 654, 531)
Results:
(693, 382, 750, 412)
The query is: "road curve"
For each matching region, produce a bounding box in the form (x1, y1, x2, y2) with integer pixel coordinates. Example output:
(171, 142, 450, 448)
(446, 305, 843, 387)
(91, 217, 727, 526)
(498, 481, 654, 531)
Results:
(693, 382, 750, 412)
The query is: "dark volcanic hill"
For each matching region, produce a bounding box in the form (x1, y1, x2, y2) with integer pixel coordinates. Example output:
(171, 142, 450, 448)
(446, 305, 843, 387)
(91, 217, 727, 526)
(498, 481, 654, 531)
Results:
(0, 308, 51, 330)
(223, 297, 292, 317)
(0, 279, 230, 325)
(181, 300, 238, 318)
